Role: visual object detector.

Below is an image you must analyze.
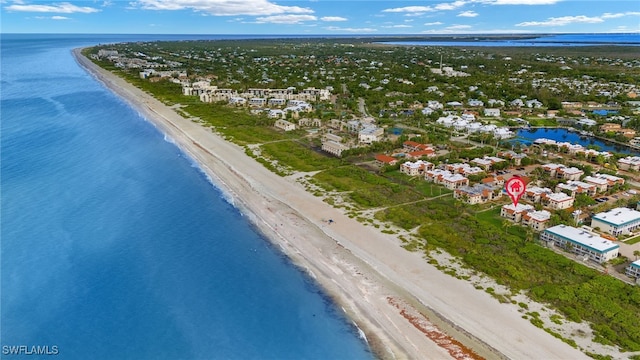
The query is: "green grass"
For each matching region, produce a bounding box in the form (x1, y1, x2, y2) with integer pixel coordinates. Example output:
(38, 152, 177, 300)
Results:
(260, 141, 344, 172)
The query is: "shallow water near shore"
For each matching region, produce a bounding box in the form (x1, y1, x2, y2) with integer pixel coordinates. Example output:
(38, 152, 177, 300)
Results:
(1, 34, 372, 359)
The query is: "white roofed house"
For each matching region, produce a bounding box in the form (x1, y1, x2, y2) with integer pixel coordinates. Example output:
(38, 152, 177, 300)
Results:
(582, 173, 624, 194)
(626, 260, 640, 279)
(484, 108, 501, 117)
(471, 156, 506, 171)
(268, 98, 287, 107)
(321, 133, 349, 157)
(521, 210, 552, 231)
(591, 207, 640, 237)
(228, 96, 247, 106)
(542, 192, 575, 210)
(501, 203, 535, 223)
(618, 156, 640, 171)
(249, 97, 267, 107)
(525, 99, 543, 108)
(274, 119, 296, 131)
(467, 99, 484, 107)
(359, 125, 384, 144)
(425, 169, 469, 190)
(400, 160, 434, 177)
(557, 167, 584, 181)
(556, 180, 597, 197)
(268, 109, 286, 119)
(454, 184, 497, 205)
(540, 225, 620, 263)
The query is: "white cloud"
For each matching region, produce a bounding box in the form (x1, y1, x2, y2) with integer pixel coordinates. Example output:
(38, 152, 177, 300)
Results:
(51, 15, 69, 19)
(518, 11, 640, 27)
(424, 21, 443, 26)
(382, 24, 412, 28)
(446, 24, 472, 30)
(382, 6, 435, 13)
(132, 0, 313, 16)
(255, 14, 316, 24)
(5, 2, 99, 13)
(382, 1, 467, 14)
(320, 16, 347, 22)
(458, 10, 478, 17)
(325, 26, 377, 33)
(486, 0, 561, 4)
(434, 1, 467, 11)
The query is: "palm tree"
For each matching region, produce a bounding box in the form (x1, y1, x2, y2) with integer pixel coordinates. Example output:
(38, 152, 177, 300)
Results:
(634, 250, 640, 261)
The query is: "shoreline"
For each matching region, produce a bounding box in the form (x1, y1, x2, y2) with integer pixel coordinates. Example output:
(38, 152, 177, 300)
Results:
(73, 47, 590, 360)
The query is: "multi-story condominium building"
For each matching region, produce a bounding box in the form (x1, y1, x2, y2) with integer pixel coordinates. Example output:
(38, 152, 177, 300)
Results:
(358, 126, 384, 144)
(274, 119, 296, 131)
(400, 160, 434, 177)
(454, 184, 499, 205)
(321, 134, 350, 157)
(471, 156, 506, 171)
(556, 180, 597, 197)
(591, 207, 640, 237)
(543, 192, 575, 210)
(501, 203, 535, 222)
(618, 156, 640, 171)
(540, 225, 620, 263)
(521, 210, 551, 231)
(542, 163, 584, 180)
(445, 163, 484, 176)
(583, 173, 624, 193)
(626, 260, 640, 279)
(425, 170, 469, 190)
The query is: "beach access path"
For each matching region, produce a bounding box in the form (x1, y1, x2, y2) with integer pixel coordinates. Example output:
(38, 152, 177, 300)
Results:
(74, 48, 589, 360)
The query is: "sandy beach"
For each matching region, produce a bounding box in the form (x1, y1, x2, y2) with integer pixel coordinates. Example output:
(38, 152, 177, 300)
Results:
(74, 48, 591, 360)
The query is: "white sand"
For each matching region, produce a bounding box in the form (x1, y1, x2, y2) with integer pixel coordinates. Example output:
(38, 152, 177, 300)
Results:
(74, 48, 591, 360)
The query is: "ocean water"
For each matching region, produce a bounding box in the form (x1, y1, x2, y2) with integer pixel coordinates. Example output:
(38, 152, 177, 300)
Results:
(1, 34, 372, 359)
(382, 33, 640, 47)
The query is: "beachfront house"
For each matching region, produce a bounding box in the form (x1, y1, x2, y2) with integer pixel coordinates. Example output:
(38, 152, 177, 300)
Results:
(591, 207, 640, 237)
(540, 225, 620, 264)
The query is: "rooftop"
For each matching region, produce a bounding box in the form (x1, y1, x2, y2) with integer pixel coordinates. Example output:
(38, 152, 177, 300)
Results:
(592, 207, 640, 227)
(544, 225, 620, 253)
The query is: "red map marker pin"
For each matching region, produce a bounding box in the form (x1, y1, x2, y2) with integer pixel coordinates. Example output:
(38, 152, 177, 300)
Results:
(505, 176, 526, 207)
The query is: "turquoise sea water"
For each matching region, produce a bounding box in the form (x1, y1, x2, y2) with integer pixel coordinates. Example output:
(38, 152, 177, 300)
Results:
(1, 34, 372, 359)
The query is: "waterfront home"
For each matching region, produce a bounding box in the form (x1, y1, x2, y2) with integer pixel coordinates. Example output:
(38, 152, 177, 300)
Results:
(321, 134, 349, 157)
(522, 210, 551, 231)
(400, 160, 434, 176)
(501, 203, 535, 223)
(274, 119, 296, 131)
(556, 180, 597, 197)
(626, 260, 640, 279)
(618, 156, 640, 171)
(425, 169, 469, 190)
(541, 225, 620, 264)
(591, 207, 640, 237)
(454, 184, 498, 205)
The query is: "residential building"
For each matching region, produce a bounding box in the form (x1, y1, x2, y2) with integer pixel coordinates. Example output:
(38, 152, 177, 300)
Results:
(591, 207, 640, 237)
(274, 119, 296, 131)
(556, 180, 597, 197)
(425, 169, 469, 190)
(400, 160, 434, 176)
(454, 184, 499, 204)
(471, 156, 506, 171)
(445, 163, 484, 176)
(501, 203, 535, 222)
(543, 192, 575, 210)
(484, 108, 501, 117)
(359, 126, 384, 144)
(583, 173, 624, 193)
(375, 154, 398, 167)
(626, 260, 640, 279)
(497, 150, 527, 166)
(618, 156, 640, 171)
(522, 210, 551, 231)
(321, 134, 349, 157)
(540, 225, 620, 263)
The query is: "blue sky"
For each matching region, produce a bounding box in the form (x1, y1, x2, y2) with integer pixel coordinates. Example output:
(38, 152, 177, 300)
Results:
(1, 0, 639, 34)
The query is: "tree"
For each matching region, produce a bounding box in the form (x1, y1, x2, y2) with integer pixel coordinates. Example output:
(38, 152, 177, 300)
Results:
(634, 250, 640, 261)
